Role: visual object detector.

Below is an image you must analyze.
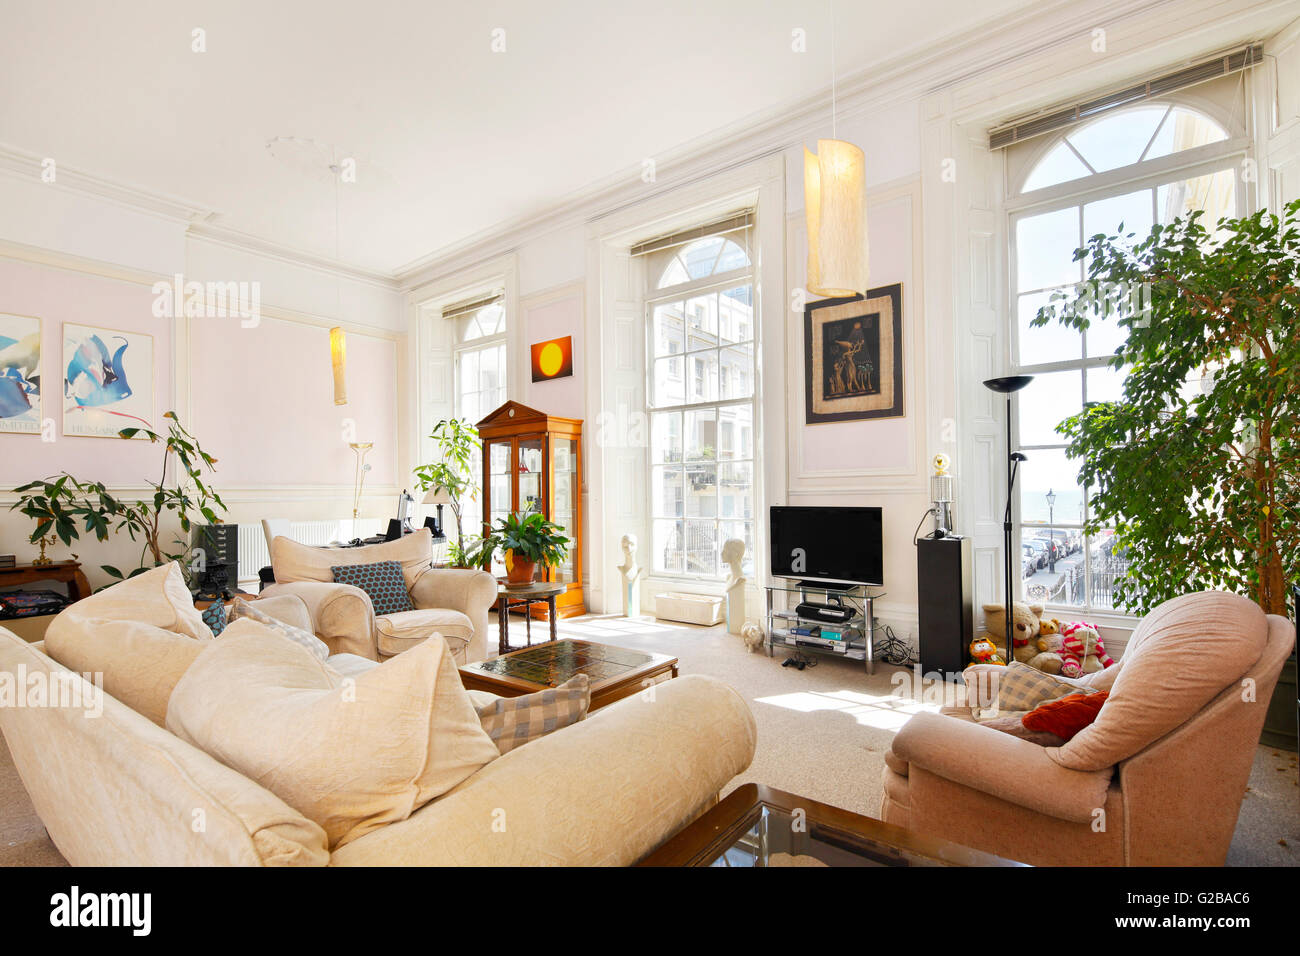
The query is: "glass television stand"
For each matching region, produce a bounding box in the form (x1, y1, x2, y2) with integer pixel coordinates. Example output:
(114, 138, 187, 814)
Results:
(765, 582, 883, 674)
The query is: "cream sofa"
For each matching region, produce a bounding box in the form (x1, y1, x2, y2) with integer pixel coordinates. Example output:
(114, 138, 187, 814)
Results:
(0, 624, 756, 866)
(262, 528, 497, 665)
(881, 591, 1295, 866)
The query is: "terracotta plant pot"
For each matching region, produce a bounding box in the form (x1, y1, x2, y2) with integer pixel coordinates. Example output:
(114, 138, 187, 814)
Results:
(505, 554, 537, 585)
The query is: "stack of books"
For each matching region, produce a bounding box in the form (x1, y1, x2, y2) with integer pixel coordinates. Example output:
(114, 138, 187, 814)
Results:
(0, 554, 16, 570)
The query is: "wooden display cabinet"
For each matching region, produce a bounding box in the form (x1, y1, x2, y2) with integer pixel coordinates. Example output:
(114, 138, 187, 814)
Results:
(477, 400, 585, 619)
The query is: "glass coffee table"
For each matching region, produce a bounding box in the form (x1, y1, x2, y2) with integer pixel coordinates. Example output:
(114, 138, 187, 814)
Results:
(639, 784, 1026, 867)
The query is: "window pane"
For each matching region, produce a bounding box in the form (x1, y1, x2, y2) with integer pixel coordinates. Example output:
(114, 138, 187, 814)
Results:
(687, 351, 718, 403)
(720, 343, 753, 400)
(1083, 188, 1153, 245)
(1087, 529, 1134, 611)
(1144, 108, 1228, 162)
(652, 466, 683, 518)
(1016, 207, 1082, 292)
(685, 294, 718, 350)
(719, 285, 753, 343)
(719, 462, 753, 518)
(715, 239, 750, 273)
(685, 408, 717, 460)
(717, 405, 752, 460)
(1018, 370, 1082, 446)
(460, 350, 479, 397)
(653, 356, 685, 406)
(684, 519, 718, 575)
(684, 464, 717, 517)
(652, 302, 684, 359)
(658, 257, 689, 289)
(682, 237, 724, 279)
(653, 519, 684, 573)
(1086, 363, 1130, 405)
(1022, 141, 1092, 192)
(1018, 447, 1084, 525)
(1066, 106, 1167, 173)
(1157, 168, 1236, 229)
(1017, 289, 1083, 366)
(651, 410, 682, 463)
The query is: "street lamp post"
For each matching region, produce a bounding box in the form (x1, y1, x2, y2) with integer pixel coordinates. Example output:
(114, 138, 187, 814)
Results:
(1045, 488, 1057, 573)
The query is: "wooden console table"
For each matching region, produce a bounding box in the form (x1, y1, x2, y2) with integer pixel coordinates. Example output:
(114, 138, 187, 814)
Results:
(0, 561, 92, 602)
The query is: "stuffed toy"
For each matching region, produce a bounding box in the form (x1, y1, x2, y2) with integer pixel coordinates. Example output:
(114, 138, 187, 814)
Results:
(1026, 628, 1066, 675)
(1059, 621, 1115, 675)
(981, 602, 1046, 664)
(740, 621, 766, 654)
(968, 635, 1006, 666)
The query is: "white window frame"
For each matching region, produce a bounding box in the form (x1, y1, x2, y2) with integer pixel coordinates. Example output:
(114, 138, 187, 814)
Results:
(452, 303, 508, 425)
(1005, 102, 1249, 618)
(644, 243, 756, 581)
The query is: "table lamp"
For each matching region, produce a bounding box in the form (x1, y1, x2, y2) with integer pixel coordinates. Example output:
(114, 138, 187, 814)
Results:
(423, 487, 452, 537)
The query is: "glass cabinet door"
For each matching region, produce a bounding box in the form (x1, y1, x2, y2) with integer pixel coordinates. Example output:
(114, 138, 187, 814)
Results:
(487, 440, 513, 576)
(551, 437, 578, 584)
(517, 438, 544, 515)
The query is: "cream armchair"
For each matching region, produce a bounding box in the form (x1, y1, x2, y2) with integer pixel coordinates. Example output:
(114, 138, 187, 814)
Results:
(262, 529, 497, 664)
(881, 591, 1295, 866)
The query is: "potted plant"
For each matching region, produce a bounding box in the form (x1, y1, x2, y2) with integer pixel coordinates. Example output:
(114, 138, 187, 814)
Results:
(413, 418, 480, 560)
(487, 511, 571, 585)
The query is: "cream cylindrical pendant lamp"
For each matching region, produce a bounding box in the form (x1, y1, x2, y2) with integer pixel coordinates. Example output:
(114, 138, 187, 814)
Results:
(804, 139, 869, 297)
(330, 326, 347, 405)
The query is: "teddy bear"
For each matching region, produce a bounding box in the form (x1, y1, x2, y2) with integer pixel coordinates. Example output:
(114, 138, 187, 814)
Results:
(1059, 621, 1115, 676)
(980, 602, 1046, 664)
(1025, 628, 1066, 675)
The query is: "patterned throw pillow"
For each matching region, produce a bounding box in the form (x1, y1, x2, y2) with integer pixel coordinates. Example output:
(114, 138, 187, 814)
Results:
(330, 561, 414, 616)
(229, 598, 329, 662)
(970, 661, 1099, 715)
(473, 675, 591, 754)
(200, 600, 228, 637)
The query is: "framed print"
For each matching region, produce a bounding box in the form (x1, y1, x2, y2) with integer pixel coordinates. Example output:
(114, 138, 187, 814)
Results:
(62, 323, 154, 438)
(0, 312, 42, 435)
(804, 283, 903, 424)
(530, 335, 574, 382)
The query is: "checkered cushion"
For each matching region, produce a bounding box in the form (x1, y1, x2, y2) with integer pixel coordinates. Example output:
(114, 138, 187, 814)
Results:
(975, 661, 1100, 715)
(330, 560, 414, 616)
(200, 600, 227, 637)
(229, 598, 329, 662)
(473, 675, 591, 754)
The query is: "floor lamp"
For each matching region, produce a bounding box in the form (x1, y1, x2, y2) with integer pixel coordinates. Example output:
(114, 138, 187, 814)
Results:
(983, 375, 1033, 662)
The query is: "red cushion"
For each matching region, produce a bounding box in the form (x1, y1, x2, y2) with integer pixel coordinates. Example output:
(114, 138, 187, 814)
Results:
(1022, 691, 1108, 741)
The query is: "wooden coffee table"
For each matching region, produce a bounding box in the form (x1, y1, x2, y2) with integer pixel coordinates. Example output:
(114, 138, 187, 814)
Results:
(459, 638, 678, 712)
(640, 784, 1027, 867)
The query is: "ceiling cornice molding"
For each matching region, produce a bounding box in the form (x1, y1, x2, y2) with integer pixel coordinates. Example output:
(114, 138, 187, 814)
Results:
(185, 222, 400, 292)
(0, 142, 212, 223)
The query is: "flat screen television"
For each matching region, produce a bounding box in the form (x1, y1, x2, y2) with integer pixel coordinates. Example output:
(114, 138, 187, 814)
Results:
(769, 506, 883, 588)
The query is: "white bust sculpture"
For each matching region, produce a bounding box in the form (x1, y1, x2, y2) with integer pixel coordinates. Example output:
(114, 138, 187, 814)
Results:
(721, 537, 746, 635)
(618, 533, 643, 617)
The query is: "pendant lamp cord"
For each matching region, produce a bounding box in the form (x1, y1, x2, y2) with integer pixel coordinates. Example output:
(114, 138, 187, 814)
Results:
(830, 0, 837, 139)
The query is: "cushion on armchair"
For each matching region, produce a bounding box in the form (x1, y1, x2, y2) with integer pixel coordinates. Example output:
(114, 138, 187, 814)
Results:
(375, 607, 473, 658)
(331, 561, 415, 616)
(271, 530, 434, 590)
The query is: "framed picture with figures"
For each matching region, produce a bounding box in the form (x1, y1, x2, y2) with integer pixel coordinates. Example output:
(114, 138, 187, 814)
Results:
(803, 283, 903, 424)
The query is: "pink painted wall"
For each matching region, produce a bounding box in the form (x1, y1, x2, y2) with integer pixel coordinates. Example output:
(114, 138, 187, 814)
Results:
(188, 317, 398, 488)
(0, 258, 172, 486)
(522, 291, 584, 419)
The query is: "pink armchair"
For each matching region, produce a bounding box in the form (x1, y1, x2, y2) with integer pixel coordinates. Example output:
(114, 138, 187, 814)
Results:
(882, 591, 1295, 866)
(261, 529, 498, 665)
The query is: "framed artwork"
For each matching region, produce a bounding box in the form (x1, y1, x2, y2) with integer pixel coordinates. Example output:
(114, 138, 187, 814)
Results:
(0, 312, 43, 435)
(62, 323, 154, 438)
(530, 335, 574, 382)
(804, 283, 903, 424)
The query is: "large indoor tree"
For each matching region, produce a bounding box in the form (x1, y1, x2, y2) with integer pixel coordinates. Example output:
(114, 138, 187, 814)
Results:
(1034, 198, 1299, 616)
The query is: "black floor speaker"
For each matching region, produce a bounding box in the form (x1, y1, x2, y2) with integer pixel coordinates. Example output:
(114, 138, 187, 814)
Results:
(916, 534, 973, 676)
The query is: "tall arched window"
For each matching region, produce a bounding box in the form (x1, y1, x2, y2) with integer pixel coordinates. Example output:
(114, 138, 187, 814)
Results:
(1006, 101, 1244, 613)
(645, 231, 755, 578)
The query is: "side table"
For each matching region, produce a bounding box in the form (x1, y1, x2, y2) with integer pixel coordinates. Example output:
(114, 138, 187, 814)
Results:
(495, 581, 567, 655)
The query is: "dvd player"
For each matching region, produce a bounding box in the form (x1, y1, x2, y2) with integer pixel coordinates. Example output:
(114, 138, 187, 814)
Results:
(795, 601, 856, 624)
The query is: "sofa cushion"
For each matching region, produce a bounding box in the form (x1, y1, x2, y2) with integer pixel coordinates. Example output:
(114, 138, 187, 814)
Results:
(375, 607, 473, 658)
(332, 560, 414, 616)
(1022, 692, 1108, 741)
(229, 598, 329, 661)
(44, 563, 210, 725)
(271, 530, 434, 591)
(165, 623, 499, 848)
(1050, 591, 1269, 772)
(244, 593, 315, 633)
(474, 675, 591, 754)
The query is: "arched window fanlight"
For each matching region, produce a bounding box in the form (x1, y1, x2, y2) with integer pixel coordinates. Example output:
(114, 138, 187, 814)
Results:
(656, 237, 751, 289)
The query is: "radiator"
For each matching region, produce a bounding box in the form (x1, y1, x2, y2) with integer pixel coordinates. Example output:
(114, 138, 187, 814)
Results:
(236, 519, 385, 587)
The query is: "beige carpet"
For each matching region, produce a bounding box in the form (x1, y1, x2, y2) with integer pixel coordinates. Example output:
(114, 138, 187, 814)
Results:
(2, 614, 1295, 866)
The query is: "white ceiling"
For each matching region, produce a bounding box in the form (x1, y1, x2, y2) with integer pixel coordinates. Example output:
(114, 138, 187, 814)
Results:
(1, 0, 1056, 274)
